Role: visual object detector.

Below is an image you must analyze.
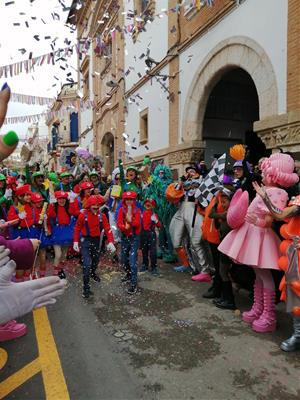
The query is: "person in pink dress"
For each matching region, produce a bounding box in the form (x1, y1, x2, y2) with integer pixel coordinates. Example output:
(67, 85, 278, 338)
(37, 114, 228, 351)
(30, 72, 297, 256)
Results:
(218, 153, 299, 333)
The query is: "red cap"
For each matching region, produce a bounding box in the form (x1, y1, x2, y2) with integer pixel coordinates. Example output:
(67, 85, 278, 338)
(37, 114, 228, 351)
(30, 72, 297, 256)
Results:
(122, 191, 137, 200)
(86, 195, 101, 208)
(55, 191, 68, 199)
(31, 193, 44, 203)
(73, 183, 81, 194)
(144, 198, 156, 207)
(15, 184, 31, 196)
(80, 181, 94, 190)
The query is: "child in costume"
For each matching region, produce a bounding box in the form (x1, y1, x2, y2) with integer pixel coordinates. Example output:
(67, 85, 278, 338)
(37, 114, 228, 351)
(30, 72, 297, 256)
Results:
(73, 195, 116, 298)
(117, 191, 141, 294)
(47, 191, 78, 278)
(75, 181, 94, 210)
(8, 184, 35, 243)
(55, 171, 72, 192)
(253, 183, 300, 351)
(104, 168, 122, 243)
(209, 188, 236, 310)
(0, 173, 13, 238)
(89, 170, 107, 195)
(140, 198, 161, 276)
(30, 171, 49, 201)
(118, 160, 140, 195)
(0, 173, 13, 218)
(30, 193, 50, 277)
(219, 153, 298, 333)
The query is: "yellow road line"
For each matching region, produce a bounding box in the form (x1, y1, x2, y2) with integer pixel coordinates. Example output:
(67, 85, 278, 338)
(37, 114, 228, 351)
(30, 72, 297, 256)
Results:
(0, 348, 8, 370)
(0, 358, 40, 399)
(33, 307, 70, 400)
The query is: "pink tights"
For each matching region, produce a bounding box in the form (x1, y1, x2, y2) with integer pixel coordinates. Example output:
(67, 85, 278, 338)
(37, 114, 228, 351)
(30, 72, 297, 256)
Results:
(254, 268, 275, 290)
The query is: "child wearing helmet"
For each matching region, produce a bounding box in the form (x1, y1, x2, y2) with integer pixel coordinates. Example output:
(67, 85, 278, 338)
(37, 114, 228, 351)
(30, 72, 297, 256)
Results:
(30, 193, 50, 278)
(117, 191, 141, 294)
(73, 195, 116, 298)
(140, 198, 161, 276)
(47, 191, 78, 278)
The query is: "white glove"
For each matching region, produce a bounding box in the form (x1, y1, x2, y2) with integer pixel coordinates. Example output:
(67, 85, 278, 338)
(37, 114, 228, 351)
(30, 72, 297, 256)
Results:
(0, 246, 66, 324)
(73, 242, 80, 253)
(151, 214, 158, 223)
(49, 195, 57, 204)
(107, 242, 116, 254)
(4, 188, 12, 200)
(68, 191, 77, 203)
(194, 188, 201, 199)
(18, 211, 27, 220)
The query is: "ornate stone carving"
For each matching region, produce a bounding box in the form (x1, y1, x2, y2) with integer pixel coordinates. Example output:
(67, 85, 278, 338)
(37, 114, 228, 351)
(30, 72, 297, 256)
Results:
(169, 148, 204, 165)
(259, 122, 300, 149)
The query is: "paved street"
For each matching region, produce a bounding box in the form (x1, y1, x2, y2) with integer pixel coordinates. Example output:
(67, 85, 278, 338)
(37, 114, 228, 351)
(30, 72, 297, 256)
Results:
(1, 256, 300, 400)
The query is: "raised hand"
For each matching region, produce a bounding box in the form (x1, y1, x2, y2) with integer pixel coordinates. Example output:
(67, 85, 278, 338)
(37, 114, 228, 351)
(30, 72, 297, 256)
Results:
(252, 181, 267, 198)
(0, 245, 67, 324)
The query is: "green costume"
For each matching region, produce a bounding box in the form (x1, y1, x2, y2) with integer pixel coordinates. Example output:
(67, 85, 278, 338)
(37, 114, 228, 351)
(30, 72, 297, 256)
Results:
(0, 175, 13, 219)
(89, 171, 108, 196)
(118, 160, 141, 198)
(144, 164, 177, 262)
(25, 167, 49, 201)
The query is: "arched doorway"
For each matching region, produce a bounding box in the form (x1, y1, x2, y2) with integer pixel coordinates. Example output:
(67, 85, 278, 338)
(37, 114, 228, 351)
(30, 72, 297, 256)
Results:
(101, 132, 114, 174)
(203, 68, 269, 165)
(182, 37, 279, 164)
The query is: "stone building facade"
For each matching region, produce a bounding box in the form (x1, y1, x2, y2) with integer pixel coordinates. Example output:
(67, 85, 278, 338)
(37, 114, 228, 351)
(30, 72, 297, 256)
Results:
(45, 84, 79, 171)
(70, 0, 300, 175)
(69, 0, 125, 174)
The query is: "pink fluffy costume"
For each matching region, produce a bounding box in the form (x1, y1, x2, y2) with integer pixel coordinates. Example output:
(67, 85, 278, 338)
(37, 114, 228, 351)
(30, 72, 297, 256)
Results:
(218, 153, 298, 333)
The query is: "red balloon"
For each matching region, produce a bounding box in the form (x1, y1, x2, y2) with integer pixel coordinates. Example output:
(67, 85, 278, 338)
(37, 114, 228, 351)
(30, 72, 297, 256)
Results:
(278, 256, 289, 271)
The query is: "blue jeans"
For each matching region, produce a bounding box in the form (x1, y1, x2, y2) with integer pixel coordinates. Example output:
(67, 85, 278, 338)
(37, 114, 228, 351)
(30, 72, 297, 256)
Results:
(121, 234, 139, 286)
(80, 236, 101, 290)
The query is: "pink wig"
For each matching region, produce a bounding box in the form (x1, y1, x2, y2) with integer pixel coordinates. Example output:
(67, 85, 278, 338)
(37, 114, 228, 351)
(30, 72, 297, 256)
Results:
(261, 153, 299, 188)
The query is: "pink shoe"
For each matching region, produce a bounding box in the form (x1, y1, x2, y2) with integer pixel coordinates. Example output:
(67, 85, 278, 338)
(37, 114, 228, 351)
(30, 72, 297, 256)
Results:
(0, 320, 27, 342)
(252, 288, 276, 333)
(242, 282, 263, 323)
(192, 273, 212, 283)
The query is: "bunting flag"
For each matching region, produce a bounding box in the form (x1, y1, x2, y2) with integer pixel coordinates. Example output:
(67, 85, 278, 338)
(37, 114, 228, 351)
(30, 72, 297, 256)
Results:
(3, 98, 98, 125)
(11, 92, 54, 106)
(0, 45, 76, 79)
(0, 1, 215, 79)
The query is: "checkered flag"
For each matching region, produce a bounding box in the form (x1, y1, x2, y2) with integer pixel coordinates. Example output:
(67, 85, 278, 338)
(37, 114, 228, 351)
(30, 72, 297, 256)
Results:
(195, 153, 226, 206)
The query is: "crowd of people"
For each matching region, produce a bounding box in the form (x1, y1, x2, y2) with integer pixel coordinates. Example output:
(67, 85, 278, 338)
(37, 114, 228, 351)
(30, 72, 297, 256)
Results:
(0, 146, 300, 353)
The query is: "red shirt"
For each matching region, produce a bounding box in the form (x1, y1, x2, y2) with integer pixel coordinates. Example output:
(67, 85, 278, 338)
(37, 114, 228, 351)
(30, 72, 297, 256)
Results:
(73, 210, 114, 243)
(141, 210, 161, 231)
(47, 203, 78, 233)
(8, 203, 35, 228)
(117, 204, 141, 236)
(33, 206, 42, 225)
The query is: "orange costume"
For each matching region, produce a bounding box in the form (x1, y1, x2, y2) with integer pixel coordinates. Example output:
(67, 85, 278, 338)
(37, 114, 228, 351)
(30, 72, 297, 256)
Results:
(277, 195, 300, 351)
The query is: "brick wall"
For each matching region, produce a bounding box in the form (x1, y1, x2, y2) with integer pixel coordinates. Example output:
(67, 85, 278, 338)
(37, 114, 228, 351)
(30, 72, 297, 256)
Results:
(287, 0, 300, 112)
